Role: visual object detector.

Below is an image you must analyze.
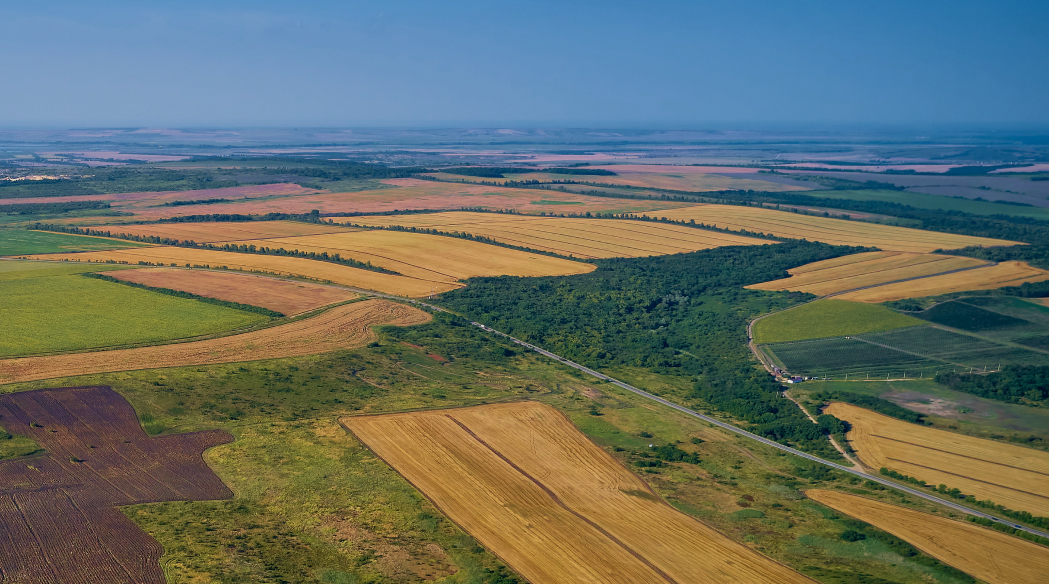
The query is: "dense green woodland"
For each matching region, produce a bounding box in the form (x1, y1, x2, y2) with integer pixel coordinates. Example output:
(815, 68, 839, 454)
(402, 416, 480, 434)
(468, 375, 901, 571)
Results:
(935, 366, 1049, 405)
(438, 242, 865, 455)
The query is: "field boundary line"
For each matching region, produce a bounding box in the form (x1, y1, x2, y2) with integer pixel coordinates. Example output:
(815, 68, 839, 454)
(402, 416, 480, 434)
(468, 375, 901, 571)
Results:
(886, 458, 1049, 500)
(821, 260, 999, 299)
(444, 415, 680, 584)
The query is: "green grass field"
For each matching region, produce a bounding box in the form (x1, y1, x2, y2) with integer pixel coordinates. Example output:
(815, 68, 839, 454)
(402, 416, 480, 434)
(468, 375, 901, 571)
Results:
(0, 261, 268, 357)
(753, 299, 923, 344)
(0, 229, 147, 256)
(809, 189, 1049, 220)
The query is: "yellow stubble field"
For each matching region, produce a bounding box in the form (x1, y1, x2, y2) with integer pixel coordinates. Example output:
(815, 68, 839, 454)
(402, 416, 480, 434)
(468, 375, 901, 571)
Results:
(343, 401, 814, 584)
(746, 251, 992, 297)
(834, 260, 1049, 302)
(19, 247, 463, 297)
(337, 211, 771, 259)
(826, 403, 1049, 515)
(0, 299, 429, 384)
(642, 205, 1021, 252)
(807, 490, 1049, 584)
(86, 220, 351, 243)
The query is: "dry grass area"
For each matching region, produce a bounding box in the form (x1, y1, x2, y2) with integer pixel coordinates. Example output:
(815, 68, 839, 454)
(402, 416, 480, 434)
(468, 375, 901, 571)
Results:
(20, 248, 463, 297)
(835, 260, 1049, 302)
(337, 211, 770, 259)
(826, 403, 1049, 515)
(747, 251, 991, 298)
(109, 268, 358, 316)
(0, 299, 429, 384)
(223, 230, 595, 282)
(642, 204, 1021, 252)
(89, 220, 351, 243)
(344, 401, 814, 584)
(807, 490, 1049, 584)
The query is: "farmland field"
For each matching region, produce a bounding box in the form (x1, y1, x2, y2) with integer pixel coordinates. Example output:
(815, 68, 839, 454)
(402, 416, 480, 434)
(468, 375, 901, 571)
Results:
(64, 220, 597, 282)
(752, 299, 923, 343)
(108, 268, 359, 316)
(807, 188, 1049, 220)
(0, 386, 233, 584)
(762, 324, 1049, 377)
(89, 220, 351, 243)
(0, 229, 148, 255)
(20, 247, 466, 296)
(344, 401, 815, 584)
(835, 261, 1049, 302)
(826, 402, 1049, 515)
(746, 251, 991, 298)
(641, 204, 1021, 251)
(339, 211, 772, 258)
(0, 261, 268, 357)
(807, 490, 1049, 584)
(0, 298, 430, 384)
(429, 165, 811, 192)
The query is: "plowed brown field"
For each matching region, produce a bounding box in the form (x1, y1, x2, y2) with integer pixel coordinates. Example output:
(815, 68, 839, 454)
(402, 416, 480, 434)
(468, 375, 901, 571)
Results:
(834, 261, 1049, 302)
(807, 490, 1049, 584)
(641, 205, 1020, 252)
(746, 252, 992, 298)
(826, 403, 1049, 515)
(20, 248, 462, 296)
(0, 299, 430, 384)
(109, 268, 358, 315)
(338, 212, 770, 259)
(344, 402, 814, 584)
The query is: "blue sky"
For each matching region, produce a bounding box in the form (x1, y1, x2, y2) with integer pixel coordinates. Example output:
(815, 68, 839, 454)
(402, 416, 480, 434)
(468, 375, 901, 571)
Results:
(1, 0, 1046, 127)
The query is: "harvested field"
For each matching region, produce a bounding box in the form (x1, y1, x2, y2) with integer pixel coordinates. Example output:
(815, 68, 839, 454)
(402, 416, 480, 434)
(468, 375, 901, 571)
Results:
(826, 403, 1049, 515)
(0, 386, 233, 584)
(249, 231, 595, 281)
(747, 252, 992, 298)
(0, 299, 430, 384)
(20, 248, 462, 296)
(109, 268, 358, 316)
(115, 180, 693, 221)
(344, 401, 813, 584)
(641, 204, 1020, 252)
(337, 211, 770, 259)
(88, 220, 351, 243)
(0, 183, 320, 208)
(835, 261, 1049, 302)
(807, 490, 1049, 584)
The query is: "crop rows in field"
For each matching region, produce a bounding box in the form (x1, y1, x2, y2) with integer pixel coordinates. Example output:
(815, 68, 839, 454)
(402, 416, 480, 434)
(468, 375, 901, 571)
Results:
(344, 401, 815, 584)
(808, 489, 1049, 584)
(763, 324, 1049, 377)
(644, 204, 1020, 252)
(340, 211, 770, 259)
(0, 386, 234, 583)
(827, 403, 1049, 516)
(835, 261, 1049, 303)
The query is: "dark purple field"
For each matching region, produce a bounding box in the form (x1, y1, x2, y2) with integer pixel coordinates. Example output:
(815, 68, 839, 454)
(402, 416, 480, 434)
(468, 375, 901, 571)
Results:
(0, 386, 233, 584)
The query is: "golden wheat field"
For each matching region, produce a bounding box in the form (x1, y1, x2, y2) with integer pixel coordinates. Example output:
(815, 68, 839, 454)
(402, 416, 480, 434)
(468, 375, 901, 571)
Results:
(427, 167, 809, 193)
(336, 211, 771, 259)
(109, 268, 359, 316)
(222, 230, 595, 282)
(747, 251, 991, 297)
(87, 220, 351, 243)
(826, 403, 1049, 515)
(20, 248, 461, 297)
(344, 401, 814, 584)
(834, 260, 1049, 302)
(807, 490, 1049, 584)
(0, 299, 429, 384)
(642, 205, 1021, 252)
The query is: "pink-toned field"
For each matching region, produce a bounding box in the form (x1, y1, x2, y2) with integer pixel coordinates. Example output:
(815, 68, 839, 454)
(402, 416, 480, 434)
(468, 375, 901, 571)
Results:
(0, 183, 319, 207)
(108, 268, 359, 316)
